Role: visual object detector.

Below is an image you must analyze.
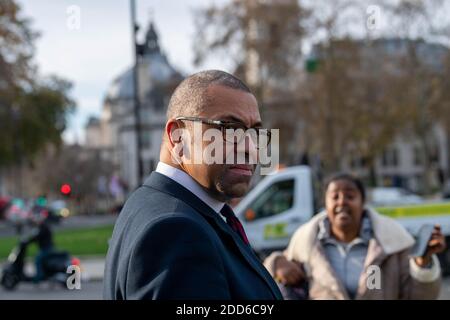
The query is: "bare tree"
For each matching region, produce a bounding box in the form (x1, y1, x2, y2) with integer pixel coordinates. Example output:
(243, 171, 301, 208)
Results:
(380, 0, 450, 192)
(17, 144, 115, 215)
(191, 0, 450, 192)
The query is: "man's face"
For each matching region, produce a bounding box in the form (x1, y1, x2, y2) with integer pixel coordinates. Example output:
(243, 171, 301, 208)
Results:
(182, 85, 261, 201)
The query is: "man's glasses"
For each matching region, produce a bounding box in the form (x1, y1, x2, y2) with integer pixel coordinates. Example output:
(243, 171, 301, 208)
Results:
(175, 116, 271, 149)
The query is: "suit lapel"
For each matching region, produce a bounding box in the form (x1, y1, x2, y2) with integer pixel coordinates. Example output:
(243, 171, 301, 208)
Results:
(143, 172, 283, 299)
(208, 213, 283, 300)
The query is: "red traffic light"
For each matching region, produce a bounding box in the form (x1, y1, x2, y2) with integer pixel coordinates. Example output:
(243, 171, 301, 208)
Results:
(60, 184, 72, 195)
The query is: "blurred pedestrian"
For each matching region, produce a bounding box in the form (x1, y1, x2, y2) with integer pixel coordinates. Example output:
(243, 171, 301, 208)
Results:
(26, 210, 54, 283)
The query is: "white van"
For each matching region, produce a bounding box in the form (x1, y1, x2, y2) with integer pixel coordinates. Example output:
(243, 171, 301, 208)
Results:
(235, 166, 315, 255)
(234, 165, 450, 273)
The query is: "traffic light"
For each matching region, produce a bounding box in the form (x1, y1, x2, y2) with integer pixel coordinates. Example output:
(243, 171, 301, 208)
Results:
(60, 184, 72, 196)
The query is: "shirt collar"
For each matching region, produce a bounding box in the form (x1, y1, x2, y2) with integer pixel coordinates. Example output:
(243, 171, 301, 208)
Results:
(318, 210, 372, 244)
(155, 161, 225, 214)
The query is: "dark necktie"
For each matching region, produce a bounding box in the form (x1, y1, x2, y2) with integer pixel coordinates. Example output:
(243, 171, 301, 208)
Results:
(220, 204, 250, 245)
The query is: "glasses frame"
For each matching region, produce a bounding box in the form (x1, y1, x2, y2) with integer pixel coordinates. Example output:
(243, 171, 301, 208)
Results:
(175, 116, 271, 149)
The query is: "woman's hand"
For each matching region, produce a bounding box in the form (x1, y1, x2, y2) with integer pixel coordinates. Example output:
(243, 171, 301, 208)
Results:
(414, 225, 447, 268)
(274, 256, 306, 286)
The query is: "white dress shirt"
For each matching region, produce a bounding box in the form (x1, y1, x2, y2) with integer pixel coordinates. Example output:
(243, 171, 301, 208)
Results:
(155, 161, 225, 215)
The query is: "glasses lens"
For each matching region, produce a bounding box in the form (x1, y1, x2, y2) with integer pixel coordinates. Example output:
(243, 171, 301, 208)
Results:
(257, 129, 271, 148)
(224, 127, 246, 144)
(223, 127, 271, 149)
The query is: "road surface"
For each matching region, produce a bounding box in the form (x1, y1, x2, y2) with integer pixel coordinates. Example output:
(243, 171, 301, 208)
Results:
(1, 278, 450, 300)
(0, 280, 103, 300)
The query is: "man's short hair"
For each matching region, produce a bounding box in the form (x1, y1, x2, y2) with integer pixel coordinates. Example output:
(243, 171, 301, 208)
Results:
(166, 70, 252, 120)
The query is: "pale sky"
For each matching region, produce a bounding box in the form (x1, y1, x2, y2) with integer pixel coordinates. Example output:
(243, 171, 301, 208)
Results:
(18, 0, 229, 144)
(17, 1, 450, 145)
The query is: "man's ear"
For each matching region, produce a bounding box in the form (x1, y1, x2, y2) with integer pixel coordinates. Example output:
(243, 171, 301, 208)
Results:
(166, 119, 186, 165)
(166, 119, 183, 147)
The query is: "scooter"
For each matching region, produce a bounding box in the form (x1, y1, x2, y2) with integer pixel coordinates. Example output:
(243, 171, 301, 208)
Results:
(0, 238, 80, 290)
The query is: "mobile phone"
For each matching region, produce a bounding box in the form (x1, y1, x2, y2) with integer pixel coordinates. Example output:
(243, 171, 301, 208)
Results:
(410, 224, 435, 258)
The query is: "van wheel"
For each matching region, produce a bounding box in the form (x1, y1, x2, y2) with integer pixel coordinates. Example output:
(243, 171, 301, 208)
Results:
(437, 236, 450, 276)
(253, 250, 266, 262)
(254, 249, 284, 262)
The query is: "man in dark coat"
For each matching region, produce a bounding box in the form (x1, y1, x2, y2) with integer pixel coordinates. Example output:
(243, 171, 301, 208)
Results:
(103, 70, 282, 300)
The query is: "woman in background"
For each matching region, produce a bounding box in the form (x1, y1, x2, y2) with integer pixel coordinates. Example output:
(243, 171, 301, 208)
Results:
(264, 173, 446, 299)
